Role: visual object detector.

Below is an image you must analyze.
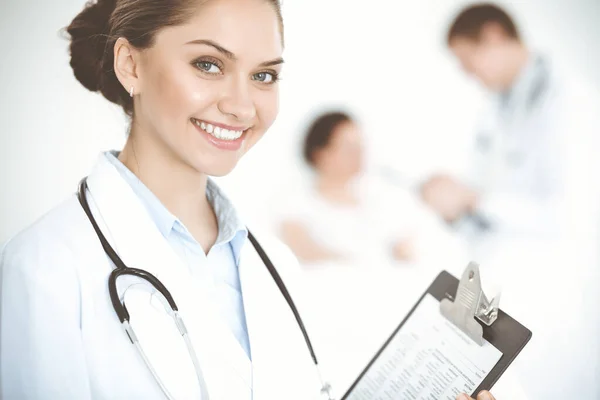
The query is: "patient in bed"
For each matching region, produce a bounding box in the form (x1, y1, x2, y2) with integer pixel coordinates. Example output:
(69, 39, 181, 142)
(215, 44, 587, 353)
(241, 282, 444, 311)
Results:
(275, 111, 465, 269)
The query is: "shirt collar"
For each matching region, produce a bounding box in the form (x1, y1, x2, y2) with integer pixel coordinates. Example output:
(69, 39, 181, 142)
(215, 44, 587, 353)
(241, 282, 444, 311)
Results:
(105, 151, 248, 263)
(205, 178, 249, 263)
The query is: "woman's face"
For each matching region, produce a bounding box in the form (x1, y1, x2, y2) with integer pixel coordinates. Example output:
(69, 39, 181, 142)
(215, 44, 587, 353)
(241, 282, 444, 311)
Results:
(315, 121, 364, 180)
(133, 0, 283, 176)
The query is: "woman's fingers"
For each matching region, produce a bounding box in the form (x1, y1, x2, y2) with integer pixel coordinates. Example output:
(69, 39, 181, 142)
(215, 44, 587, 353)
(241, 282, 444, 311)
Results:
(456, 390, 495, 400)
(477, 391, 495, 400)
(456, 394, 473, 400)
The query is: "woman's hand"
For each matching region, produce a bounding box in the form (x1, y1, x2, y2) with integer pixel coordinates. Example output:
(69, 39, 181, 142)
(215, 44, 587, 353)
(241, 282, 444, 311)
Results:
(456, 390, 496, 400)
(280, 221, 345, 264)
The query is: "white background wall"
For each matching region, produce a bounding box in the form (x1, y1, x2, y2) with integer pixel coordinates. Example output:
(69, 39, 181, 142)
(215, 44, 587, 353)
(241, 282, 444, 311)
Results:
(1, 0, 599, 243)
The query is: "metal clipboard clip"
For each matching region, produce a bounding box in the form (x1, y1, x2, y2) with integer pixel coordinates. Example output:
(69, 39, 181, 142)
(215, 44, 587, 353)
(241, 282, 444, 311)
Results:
(440, 262, 500, 346)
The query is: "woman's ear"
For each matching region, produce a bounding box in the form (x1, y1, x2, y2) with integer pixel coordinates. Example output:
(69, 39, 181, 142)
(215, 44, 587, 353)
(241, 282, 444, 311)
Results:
(113, 37, 140, 95)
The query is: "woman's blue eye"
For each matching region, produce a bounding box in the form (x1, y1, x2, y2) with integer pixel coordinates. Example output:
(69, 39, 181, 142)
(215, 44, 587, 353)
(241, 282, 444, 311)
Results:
(253, 72, 277, 83)
(195, 61, 221, 74)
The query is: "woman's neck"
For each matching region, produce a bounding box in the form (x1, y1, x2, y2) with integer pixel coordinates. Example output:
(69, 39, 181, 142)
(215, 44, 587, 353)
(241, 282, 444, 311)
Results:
(316, 175, 359, 206)
(118, 135, 218, 251)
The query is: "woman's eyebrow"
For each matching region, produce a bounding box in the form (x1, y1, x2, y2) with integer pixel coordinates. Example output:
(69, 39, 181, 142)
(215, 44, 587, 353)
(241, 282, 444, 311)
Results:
(185, 39, 284, 67)
(186, 39, 236, 60)
(260, 58, 284, 67)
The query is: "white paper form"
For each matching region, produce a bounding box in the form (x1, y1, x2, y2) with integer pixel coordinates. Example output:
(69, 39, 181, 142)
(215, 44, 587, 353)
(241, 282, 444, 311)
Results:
(344, 294, 503, 400)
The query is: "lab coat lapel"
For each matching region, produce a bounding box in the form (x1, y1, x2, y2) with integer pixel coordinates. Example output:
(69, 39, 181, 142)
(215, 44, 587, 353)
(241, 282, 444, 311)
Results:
(238, 237, 322, 400)
(85, 154, 252, 399)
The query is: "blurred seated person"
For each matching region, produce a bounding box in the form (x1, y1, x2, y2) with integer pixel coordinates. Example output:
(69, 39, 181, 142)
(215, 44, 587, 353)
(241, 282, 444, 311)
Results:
(277, 111, 464, 268)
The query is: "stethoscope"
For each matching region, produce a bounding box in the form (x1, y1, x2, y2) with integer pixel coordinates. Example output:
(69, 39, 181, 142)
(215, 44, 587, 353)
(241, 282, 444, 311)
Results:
(475, 55, 551, 157)
(76, 177, 334, 400)
(466, 56, 552, 235)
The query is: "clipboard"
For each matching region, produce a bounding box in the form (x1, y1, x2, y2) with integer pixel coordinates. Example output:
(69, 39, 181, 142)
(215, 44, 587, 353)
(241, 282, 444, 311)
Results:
(340, 262, 532, 399)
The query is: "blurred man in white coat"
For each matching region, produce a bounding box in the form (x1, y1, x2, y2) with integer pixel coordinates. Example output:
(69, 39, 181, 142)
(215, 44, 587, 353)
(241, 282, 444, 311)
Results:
(421, 3, 600, 399)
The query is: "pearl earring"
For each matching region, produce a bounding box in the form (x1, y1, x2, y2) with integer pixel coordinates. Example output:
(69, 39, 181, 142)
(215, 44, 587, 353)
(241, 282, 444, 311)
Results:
(129, 86, 134, 97)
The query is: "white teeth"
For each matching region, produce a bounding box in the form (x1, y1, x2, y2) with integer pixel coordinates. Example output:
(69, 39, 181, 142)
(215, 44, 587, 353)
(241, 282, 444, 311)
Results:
(222, 129, 233, 140)
(193, 119, 244, 141)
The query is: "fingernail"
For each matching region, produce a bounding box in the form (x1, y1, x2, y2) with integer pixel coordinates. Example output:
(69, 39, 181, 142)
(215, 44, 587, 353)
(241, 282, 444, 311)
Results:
(478, 391, 493, 400)
(456, 394, 470, 400)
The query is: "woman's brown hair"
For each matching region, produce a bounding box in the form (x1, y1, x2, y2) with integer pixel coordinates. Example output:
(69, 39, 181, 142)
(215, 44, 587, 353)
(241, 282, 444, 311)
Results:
(66, 0, 283, 116)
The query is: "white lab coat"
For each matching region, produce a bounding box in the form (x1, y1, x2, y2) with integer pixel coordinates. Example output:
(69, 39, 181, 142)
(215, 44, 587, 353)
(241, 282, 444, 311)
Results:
(0, 154, 323, 400)
(466, 55, 600, 241)
(462, 55, 600, 399)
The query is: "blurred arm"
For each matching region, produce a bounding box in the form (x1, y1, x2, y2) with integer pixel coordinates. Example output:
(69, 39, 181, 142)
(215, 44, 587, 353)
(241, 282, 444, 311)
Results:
(421, 174, 476, 224)
(280, 220, 343, 264)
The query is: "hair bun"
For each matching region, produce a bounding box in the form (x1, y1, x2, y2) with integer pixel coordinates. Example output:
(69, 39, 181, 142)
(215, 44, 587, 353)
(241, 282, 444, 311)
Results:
(66, 0, 117, 92)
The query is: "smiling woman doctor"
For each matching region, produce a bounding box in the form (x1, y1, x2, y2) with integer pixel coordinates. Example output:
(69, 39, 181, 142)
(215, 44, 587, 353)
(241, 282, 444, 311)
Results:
(0, 1, 497, 400)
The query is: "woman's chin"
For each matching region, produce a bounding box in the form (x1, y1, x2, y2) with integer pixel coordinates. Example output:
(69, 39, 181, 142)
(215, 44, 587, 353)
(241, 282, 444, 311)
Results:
(197, 160, 239, 178)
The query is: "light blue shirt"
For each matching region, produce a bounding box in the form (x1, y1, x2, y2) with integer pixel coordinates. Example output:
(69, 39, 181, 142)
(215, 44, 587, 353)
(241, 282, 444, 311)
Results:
(106, 151, 251, 359)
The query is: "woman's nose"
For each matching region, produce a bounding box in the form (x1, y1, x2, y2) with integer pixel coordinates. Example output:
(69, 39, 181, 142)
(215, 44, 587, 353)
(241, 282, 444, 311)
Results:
(217, 78, 256, 122)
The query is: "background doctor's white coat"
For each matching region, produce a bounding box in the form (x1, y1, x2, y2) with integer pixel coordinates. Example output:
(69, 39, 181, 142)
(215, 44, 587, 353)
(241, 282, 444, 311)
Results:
(460, 60, 600, 398)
